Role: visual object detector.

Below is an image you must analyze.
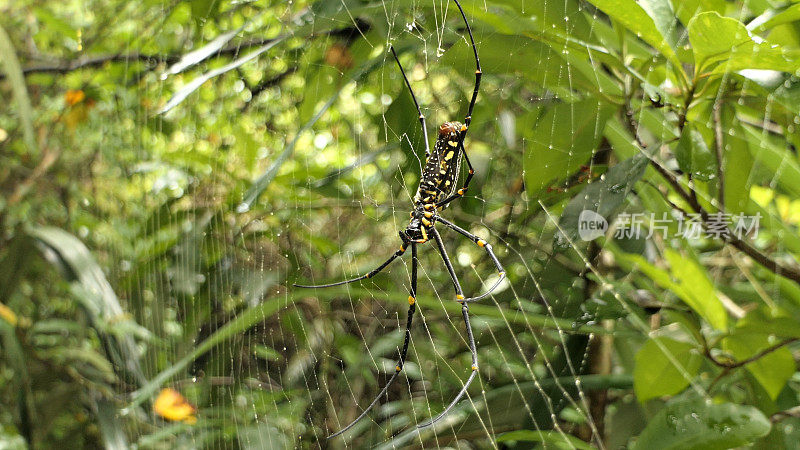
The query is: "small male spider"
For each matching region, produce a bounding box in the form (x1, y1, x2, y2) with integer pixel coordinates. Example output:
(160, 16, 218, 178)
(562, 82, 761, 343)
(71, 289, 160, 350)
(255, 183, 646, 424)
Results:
(295, 0, 505, 438)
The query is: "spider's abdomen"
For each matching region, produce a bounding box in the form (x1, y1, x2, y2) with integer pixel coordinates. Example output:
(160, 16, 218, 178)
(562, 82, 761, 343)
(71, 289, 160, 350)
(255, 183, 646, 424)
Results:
(412, 121, 464, 208)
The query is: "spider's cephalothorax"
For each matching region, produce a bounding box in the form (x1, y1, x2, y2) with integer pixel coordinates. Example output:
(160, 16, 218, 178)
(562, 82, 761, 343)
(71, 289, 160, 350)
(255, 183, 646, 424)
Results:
(402, 121, 465, 243)
(295, 0, 507, 439)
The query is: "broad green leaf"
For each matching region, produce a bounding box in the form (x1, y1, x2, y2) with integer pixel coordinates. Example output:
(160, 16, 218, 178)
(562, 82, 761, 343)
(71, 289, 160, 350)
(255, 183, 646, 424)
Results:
(750, 3, 800, 33)
(442, 34, 589, 99)
(29, 226, 146, 384)
(634, 337, 702, 402)
(673, 0, 725, 28)
(556, 153, 648, 246)
(688, 12, 800, 74)
(721, 109, 753, 214)
(585, 0, 683, 68)
(664, 249, 728, 330)
(674, 124, 716, 182)
(617, 250, 728, 329)
(724, 331, 794, 399)
(639, 0, 679, 49)
(738, 306, 800, 339)
(523, 99, 615, 196)
(497, 430, 594, 449)
(742, 124, 800, 198)
(631, 398, 771, 449)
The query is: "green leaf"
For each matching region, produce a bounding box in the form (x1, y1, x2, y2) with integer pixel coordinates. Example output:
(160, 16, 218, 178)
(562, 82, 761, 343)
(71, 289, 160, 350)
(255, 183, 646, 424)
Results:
(585, 0, 683, 68)
(631, 398, 771, 449)
(496, 430, 594, 449)
(688, 12, 800, 74)
(723, 331, 794, 400)
(127, 296, 296, 409)
(556, 153, 648, 246)
(664, 249, 728, 330)
(673, 0, 725, 28)
(638, 0, 679, 49)
(738, 307, 800, 339)
(616, 250, 728, 329)
(634, 337, 702, 402)
(29, 226, 145, 384)
(750, 3, 800, 34)
(523, 99, 615, 196)
(721, 108, 753, 214)
(674, 124, 716, 182)
(442, 34, 589, 99)
(742, 124, 800, 198)
(0, 23, 36, 155)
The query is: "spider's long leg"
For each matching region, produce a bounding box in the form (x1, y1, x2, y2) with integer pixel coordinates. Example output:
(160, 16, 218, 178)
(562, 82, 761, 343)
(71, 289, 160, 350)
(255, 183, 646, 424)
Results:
(436, 0, 481, 209)
(436, 216, 505, 302)
(452, 0, 481, 130)
(390, 46, 431, 158)
(418, 302, 478, 428)
(293, 244, 407, 288)
(328, 243, 419, 439)
(431, 226, 464, 298)
(419, 228, 478, 428)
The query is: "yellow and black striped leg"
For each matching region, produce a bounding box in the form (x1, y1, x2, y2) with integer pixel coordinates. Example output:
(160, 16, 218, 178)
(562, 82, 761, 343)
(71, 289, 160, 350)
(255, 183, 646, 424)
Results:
(327, 243, 419, 439)
(419, 229, 479, 428)
(294, 244, 407, 288)
(418, 301, 478, 429)
(431, 227, 465, 300)
(436, 217, 505, 302)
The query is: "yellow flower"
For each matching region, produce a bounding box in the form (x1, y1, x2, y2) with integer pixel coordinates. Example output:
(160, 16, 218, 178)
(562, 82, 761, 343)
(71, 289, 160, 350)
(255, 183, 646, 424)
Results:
(0, 303, 18, 327)
(153, 388, 197, 424)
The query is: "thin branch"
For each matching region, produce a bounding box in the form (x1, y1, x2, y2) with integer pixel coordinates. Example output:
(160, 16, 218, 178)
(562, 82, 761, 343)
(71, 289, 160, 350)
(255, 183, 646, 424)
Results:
(241, 65, 298, 112)
(771, 406, 800, 423)
(726, 338, 798, 369)
(623, 111, 800, 285)
(10, 38, 277, 78)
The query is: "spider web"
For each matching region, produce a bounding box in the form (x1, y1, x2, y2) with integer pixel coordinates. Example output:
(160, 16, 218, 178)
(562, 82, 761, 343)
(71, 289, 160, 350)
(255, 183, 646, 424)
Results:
(50, 0, 781, 448)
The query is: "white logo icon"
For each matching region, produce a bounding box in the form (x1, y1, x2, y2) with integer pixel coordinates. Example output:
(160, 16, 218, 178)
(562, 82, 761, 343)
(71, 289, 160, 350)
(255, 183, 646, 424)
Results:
(578, 210, 608, 241)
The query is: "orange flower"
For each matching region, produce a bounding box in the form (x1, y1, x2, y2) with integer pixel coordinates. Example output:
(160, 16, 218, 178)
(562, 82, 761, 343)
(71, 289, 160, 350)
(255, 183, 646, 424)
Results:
(64, 89, 86, 106)
(153, 388, 197, 424)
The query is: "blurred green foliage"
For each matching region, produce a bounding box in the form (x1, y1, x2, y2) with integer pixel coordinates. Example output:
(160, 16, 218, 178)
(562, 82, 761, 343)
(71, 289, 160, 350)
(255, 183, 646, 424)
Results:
(3, 0, 800, 448)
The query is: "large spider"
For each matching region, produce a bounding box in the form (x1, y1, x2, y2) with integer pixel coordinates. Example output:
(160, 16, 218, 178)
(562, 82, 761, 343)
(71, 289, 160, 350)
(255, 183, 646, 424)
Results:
(295, 0, 505, 438)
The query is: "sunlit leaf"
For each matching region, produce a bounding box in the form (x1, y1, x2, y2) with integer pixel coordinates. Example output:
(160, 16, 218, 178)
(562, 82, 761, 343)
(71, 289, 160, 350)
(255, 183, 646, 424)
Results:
(634, 336, 702, 402)
(688, 12, 800, 74)
(585, 0, 683, 68)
